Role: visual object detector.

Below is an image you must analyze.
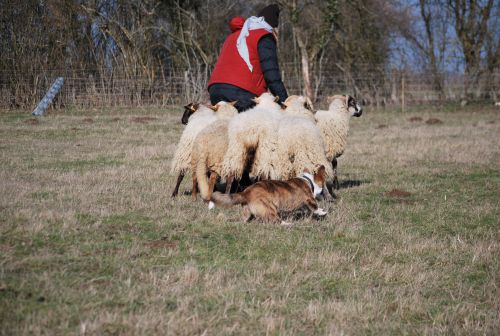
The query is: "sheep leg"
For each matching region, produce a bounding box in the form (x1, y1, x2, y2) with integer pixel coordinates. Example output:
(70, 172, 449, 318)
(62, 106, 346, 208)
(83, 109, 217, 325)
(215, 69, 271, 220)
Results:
(171, 173, 184, 198)
(191, 172, 198, 200)
(331, 158, 339, 190)
(225, 175, 234, 194)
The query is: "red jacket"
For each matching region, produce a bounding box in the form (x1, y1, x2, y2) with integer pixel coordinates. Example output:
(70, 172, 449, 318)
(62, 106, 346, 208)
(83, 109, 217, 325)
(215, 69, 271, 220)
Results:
(208, 16, 273, 96)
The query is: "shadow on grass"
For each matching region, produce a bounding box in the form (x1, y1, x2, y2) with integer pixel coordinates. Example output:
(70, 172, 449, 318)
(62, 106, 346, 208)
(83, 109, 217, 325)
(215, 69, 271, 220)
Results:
(339, 179, 366, 189)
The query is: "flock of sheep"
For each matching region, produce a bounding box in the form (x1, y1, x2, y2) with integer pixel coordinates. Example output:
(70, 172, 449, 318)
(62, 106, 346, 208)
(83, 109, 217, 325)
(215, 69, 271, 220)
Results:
(170, 92, 362, 203)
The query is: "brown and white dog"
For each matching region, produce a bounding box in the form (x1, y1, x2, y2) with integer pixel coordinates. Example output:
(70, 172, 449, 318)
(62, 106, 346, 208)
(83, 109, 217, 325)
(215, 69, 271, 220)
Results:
(209, 166, 328, 225)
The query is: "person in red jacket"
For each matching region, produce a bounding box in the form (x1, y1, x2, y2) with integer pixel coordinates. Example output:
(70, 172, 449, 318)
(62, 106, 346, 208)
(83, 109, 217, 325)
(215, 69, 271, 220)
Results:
(208, 4, 288, 112)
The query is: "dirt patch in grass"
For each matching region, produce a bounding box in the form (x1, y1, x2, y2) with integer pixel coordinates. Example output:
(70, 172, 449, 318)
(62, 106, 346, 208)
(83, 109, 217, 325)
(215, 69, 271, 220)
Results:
(426, 118, 443, 125)
(144, 237, 179, 249)
(376, 124, 388, 129)
(386, 189, 412, 198)
(23, 118, 40, 125)
(409, 116, 423, 122)
(82, 118, 94, 123)
(130, 117, 158, 124)
(79, 279, 112, 289)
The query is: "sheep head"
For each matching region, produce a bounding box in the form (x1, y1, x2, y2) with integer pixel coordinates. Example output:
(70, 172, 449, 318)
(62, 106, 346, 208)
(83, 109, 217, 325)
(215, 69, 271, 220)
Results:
(252, 92, 280, 108)
(327, 95, 362, 117)
(347, 96, 363, 117)
(283, 95, 314, 111)
(211, 101, 238, 119)
(181, 103, 200, 125)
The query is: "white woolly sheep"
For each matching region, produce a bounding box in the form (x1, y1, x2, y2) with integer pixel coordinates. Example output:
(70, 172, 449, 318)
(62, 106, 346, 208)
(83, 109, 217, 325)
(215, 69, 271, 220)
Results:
(190, 102, 238, 201)
(282, 95, 315, 121)
(315, 95, 362, 191)
(170, 102, 232, 197)
(221, 92, 283, 181)
(271, 115, 334, 181)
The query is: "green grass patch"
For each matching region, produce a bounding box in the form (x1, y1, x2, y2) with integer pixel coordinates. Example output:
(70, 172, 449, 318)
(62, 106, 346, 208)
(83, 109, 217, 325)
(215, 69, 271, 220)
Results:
(0, 105, 498, 335)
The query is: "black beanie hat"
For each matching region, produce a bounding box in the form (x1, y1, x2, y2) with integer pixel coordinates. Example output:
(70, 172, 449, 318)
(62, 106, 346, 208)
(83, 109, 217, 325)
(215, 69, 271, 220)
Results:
(258, 4, 280, 28)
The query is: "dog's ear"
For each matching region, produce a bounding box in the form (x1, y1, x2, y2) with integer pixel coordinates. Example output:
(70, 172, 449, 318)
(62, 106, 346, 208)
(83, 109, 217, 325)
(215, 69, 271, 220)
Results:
(317, 165, 326, 176)
(314, 165, 326, 184)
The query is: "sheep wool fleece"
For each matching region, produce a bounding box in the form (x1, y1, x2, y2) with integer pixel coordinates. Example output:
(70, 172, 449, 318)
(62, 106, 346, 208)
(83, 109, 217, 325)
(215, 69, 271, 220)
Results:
(170, 106, 217, 175)
(315, 99, 352, 161)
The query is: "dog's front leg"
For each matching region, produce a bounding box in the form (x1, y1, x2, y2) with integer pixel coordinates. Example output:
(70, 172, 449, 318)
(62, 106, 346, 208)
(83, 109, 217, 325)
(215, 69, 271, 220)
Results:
(322, 185, 336, 202)
(305, 198, 327, 217)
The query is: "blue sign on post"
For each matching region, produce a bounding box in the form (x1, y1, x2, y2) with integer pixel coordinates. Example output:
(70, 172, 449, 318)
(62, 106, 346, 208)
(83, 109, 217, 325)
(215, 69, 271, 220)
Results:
(32, 77, 64, 116)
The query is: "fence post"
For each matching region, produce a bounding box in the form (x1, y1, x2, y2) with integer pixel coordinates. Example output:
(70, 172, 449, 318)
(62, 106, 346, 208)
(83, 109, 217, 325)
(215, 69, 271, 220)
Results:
(401, 74, 405, 113)
(32, 77, 64, 116)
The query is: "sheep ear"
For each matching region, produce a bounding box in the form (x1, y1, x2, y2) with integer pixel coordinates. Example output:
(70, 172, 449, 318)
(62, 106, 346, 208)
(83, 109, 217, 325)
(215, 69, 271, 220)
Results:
(326, 96, 334, 104)
(209, 104, 219, 111)
(252, 97, 259, 103)
(305, 97, 314, 110)
(184, 103, 195, 111)
(274, 95, 279, 102)
(229, 101, 237, 106)
(191, 103, 200, 111)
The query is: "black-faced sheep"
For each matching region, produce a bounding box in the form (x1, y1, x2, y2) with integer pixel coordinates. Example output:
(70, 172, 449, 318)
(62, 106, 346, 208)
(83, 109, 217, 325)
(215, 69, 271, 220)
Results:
(315, 95, 362, 191)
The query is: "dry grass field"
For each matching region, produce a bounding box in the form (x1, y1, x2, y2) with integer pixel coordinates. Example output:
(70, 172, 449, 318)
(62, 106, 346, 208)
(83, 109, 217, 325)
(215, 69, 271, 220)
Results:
(0, 104, 499, 335)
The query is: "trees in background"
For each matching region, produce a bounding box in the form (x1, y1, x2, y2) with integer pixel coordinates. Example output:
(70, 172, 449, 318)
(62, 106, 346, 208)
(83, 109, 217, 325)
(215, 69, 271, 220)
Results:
(0, 0, 498, 107)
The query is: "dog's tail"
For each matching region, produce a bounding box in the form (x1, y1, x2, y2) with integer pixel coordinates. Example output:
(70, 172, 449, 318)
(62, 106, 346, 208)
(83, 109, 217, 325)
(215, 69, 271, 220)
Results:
(209, 191, 246, 210)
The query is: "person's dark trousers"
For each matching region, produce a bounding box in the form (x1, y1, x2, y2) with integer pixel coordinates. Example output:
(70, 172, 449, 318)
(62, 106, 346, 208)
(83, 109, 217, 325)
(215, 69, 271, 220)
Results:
(209, 83, 256, 112)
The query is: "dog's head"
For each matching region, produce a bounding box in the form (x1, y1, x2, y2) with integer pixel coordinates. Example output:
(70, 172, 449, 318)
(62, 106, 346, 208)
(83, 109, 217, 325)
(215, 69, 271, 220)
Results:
(301, 165, 327, 198)
(346, 95, 362, 117)
(181, 103, 200, 125)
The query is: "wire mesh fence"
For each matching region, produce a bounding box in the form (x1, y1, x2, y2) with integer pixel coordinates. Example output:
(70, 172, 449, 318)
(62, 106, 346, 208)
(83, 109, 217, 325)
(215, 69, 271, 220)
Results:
(1, 67, 499, 110)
